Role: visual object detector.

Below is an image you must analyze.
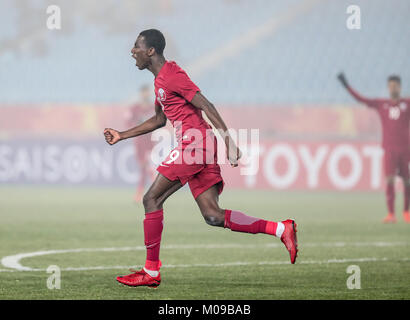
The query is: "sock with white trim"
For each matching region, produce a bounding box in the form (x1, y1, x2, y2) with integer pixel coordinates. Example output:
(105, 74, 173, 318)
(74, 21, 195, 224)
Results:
(224, 209, 284, 238)
(143, 268, 159, 277)
(143, 209, 163, 274)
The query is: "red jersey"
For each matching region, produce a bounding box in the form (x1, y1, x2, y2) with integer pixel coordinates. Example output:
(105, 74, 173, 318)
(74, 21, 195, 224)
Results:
(154, 61, 212, 145)
(347, 86, 410, 151)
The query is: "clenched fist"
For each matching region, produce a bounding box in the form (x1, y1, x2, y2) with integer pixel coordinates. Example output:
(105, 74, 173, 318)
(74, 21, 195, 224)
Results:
(104, 128, 122, 145)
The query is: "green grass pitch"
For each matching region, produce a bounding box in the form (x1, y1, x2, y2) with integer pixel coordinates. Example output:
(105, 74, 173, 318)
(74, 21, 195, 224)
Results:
(0, 186, 409, 300)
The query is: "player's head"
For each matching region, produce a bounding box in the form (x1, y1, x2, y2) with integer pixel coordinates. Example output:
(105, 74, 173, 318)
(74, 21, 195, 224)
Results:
(131, 29, 166, 70)
(387, 75, 401, 99)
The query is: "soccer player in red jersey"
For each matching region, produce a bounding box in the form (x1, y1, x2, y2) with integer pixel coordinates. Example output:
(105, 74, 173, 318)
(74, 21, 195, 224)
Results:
(104, 29, 298, 288)
(338, 73, 410, 224)
(127, 84, 155, 202)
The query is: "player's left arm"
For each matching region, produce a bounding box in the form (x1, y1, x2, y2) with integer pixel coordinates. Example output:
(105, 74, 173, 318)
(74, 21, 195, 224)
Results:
(104, 103, 166, 145)
(190, 92, 241, 167)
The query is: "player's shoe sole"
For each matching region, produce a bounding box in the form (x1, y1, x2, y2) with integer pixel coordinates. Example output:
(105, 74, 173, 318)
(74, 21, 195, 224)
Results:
(280, 219, 298, 264)
(116, 280, 160, 288)
(116, 269, 161, 288)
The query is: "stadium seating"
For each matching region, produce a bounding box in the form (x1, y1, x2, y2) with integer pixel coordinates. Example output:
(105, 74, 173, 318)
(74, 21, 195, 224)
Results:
(0, 0, 408, 105)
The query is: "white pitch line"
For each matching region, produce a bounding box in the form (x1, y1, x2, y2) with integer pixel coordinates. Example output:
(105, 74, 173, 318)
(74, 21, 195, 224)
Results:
(1, 241, 409, 272)
(0, 257, 409, 273)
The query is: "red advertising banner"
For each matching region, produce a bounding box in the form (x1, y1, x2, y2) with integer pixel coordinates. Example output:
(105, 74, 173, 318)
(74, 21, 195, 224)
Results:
(1, 104, 406, 191)
(0, 104, 381, 140)
(220, 141, 388, 191)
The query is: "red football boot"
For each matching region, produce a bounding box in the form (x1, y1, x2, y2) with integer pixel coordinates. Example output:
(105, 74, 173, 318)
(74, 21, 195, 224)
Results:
(280, 219, 298, 264)
(116, 268, 161, 288)
(382, 213, 396, 223)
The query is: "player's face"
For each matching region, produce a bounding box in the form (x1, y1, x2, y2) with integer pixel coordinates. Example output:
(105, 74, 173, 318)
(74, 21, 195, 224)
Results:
(131, 36, 151, 70)
(388, 80, 401, 100)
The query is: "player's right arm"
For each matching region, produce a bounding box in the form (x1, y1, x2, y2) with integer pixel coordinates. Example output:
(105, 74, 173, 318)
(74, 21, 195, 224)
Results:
(337, 72, 378, 108)
(190, 92, 242, 167)
(104, 103, 166, 145)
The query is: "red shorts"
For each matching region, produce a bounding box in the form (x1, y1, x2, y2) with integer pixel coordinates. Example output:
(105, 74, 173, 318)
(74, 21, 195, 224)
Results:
(157, 136, 224, 199)
(384, 148, 410, 179)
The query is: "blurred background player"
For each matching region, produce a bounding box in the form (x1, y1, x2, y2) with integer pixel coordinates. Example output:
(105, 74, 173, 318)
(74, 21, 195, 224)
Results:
(126, 84, 155, 202)
(338, 73, 410, 223)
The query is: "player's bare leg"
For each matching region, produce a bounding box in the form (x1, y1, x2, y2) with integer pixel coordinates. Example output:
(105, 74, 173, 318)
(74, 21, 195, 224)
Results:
(383, 175, 397, 223)
(117, 173, 182, 287)
(195, 184, 298, 264)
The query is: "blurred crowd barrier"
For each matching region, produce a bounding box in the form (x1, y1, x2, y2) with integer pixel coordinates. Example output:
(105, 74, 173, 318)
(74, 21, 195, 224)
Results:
(1, 104, 393, 191)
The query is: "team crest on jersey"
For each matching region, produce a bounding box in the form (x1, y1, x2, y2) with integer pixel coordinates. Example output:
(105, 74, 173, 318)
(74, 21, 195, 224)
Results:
(158, 88, 166, 101)
(399, 102, 407, 111)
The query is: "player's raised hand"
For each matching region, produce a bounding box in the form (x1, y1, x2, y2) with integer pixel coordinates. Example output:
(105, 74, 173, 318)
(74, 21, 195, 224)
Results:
(227, 144, 242, 167)
(104, 128, 122, 145)
(337, 72, 348, 88)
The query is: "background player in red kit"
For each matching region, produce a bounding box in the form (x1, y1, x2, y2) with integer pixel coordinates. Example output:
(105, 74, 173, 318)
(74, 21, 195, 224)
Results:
(104, 29, 298, 287)
(127, 84, 155, 202)
(338, 73, 410, 224)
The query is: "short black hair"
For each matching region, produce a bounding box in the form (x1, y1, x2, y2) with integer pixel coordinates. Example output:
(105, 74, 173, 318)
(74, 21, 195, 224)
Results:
(388, 75, 401, 84)
(139, 29, 166, 55)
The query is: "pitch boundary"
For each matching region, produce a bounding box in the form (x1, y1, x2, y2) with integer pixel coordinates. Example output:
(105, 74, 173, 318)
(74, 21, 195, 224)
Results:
(1, 241, 409, 272)
(1, 257, 409, 273)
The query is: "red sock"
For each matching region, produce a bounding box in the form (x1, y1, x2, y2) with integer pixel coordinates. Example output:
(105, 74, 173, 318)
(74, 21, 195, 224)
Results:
(386, 183, 395, 214)
(404, 183, 410, 212)
(224, 209, 282, 237)
(143, 209, 163, 271)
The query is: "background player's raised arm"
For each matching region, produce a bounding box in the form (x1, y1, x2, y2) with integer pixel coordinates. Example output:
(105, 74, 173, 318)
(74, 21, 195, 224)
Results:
(104, 102, 166, 145)
(338, 72, 379, 108)
(190, 91, 242, 167)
